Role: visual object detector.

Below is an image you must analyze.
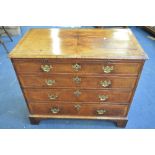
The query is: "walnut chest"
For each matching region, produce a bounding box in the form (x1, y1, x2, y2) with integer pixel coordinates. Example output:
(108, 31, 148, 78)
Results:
(9, 28, 148, 127)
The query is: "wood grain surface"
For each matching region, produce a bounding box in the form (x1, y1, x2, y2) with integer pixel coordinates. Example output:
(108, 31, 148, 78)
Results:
(28, 102, 128, 117)
(12, 59, 143, 75)
(9, 28, 148, 59)
(19, 74, 137, 89)
(23, 88, 132, 103)
(9, 28, 148, 127)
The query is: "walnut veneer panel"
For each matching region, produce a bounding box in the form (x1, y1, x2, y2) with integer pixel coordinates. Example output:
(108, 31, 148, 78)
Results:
(29, 103, 128, 117)
(9, 28, 148, 60)
(13, 59, 142, 75)
(19, 74, 137, 89)
(23, 88, 132, 103)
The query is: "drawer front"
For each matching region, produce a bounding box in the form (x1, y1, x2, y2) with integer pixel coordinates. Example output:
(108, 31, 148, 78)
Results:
(19, 74, 137, 89)
(13, 60, 142, 75)
(24, 89, 132, 103)
(29, 103, 128, 117)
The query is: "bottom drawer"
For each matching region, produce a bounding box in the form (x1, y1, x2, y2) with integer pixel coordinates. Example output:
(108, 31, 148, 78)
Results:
(28, 103, 128, 117)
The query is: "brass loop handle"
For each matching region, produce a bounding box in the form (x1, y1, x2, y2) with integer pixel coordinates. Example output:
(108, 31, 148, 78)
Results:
(72, 63, 81, 71)
(74, 104, 81, 111)
(51, 107, 60, 114)
(96, 109, 106, 115)
(102, 66, 114, 73)
(73, 76, 81, 84)
(98, 95, 108, 101)
(48, 94, 58, 100)
(45, 79, 55, 86)
(100, 80, 111, 87)
(74, 90, 81, 97)
(41, 65, 52, 72)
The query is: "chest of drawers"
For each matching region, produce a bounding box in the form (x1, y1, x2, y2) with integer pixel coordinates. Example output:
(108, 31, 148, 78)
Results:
(9, 28, 148, 127)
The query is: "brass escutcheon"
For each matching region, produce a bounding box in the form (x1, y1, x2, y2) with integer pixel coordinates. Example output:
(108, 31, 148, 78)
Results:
(100, 80, 111, 87)
(74, 90, 81, 97)
(96, 109, 106, 115)
(45, 79, 55, 86)
(48, 94, 58, 100)
(73, 76, 81, 84)
(72, 63, 81, 71)
(41, 65, 53, 72)
(51, 107, 60, 114)
(98, 95, 108, 101)
(74, 104, 81, 111)
(102, 66, 114, 73)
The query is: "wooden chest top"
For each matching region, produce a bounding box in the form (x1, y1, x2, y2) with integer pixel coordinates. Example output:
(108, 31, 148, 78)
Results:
(9, 28, 148, 60)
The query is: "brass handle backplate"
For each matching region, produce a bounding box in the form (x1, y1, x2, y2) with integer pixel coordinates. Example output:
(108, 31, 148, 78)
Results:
(98, 95, 108, 101)
(102, 66, 114, 73)
(45, 79, 55, 86)
(72, 63, 81, 71)
(74, 90, 81, 97)
(100, 80, 111, 87)
(48, 94, 58, 100)
(51, 107, 60, 114)
(73, 76, 81, 84)
(74, 104, 81, 111)
(41, 65, 52, 72)
(96, 109, 106, 115)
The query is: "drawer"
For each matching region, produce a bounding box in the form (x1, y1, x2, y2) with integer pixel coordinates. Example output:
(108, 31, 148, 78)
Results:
(19, 74, 137, 89)
(13, 59, 142, 75)
(28, 102, 128, 117)
(24, 88, 132, 103)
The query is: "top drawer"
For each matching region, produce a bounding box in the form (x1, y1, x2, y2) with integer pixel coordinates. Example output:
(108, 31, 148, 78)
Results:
(12, 59, 143, 75)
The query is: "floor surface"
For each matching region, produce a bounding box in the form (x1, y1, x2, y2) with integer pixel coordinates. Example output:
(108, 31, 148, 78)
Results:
(0, 26, 154, 128)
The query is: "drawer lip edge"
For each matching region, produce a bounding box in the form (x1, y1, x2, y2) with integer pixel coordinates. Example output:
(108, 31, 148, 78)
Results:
(11, 58, 146, 62)
(23, 87, 133, 92)
(28, 102, 130, 105)
(21, 86, 134, 91)
(29, 114, 128, 120)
